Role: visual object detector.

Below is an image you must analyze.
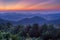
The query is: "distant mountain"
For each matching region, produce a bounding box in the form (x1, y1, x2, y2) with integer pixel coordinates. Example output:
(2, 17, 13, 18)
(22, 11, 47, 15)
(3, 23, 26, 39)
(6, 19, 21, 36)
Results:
(0, 13, 36, 21)
(0, 16, 60, 25)
(0, 13, 60, 21)
(18, 16, 46, 24)
(17, 16, 60, 25)
(42, 13, 60, 20)
(0, 12, 60, 25)
(0, 18, 17, 24)
(0, 18, 9, 23)
(48, 19, 60, 24)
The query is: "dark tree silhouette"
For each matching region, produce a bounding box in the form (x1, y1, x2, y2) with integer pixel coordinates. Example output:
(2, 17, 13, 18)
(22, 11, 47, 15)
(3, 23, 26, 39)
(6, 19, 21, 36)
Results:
(29, 24, 40, 38)
(13, 25, 21, 34)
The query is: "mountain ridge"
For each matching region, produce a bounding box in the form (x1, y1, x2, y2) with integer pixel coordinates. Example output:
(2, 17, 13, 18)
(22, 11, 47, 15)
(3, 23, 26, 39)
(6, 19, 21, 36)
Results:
(0, 16, 60, 25)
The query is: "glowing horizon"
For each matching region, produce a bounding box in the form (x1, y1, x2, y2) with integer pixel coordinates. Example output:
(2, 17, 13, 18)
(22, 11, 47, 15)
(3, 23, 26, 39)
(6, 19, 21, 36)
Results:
(0, 0, 60, 10)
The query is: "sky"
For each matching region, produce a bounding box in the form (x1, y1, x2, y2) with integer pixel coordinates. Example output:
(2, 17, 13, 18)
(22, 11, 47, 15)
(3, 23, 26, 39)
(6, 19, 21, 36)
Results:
(0, 0, 60, 11)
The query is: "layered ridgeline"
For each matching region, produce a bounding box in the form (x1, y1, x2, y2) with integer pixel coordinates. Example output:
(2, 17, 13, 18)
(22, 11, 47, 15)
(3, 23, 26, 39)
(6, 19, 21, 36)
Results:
(0, 13, 60, 21)
(18, 16, 46, 24)
(0, 15, 60, 25)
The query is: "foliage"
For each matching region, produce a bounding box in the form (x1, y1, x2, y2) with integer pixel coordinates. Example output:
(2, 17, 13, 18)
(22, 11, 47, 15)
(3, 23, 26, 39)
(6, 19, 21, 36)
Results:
(0, 23, 60, 40)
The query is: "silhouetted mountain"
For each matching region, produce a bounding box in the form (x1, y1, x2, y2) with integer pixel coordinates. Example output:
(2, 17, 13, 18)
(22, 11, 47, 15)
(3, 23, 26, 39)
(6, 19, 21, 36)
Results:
(0, 18, 17, 25)
(18, 16, 46, 24)
(0, 13, 35, 21)
(49, 19, 60, 24)
(42, 13, 60, 20)
(0, 15, 60, 25)
(0, 11, 60, 25)
(0, 18, 9, 23)
(0, 13, 60, 21)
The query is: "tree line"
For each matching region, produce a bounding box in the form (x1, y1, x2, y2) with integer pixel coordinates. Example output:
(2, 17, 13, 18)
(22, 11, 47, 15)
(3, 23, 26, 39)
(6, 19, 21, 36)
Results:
(0, 23, 60, 40)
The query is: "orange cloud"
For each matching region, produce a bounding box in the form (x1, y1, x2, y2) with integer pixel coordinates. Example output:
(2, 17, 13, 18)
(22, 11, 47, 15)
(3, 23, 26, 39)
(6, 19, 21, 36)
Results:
(0, 0, 60, 11)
